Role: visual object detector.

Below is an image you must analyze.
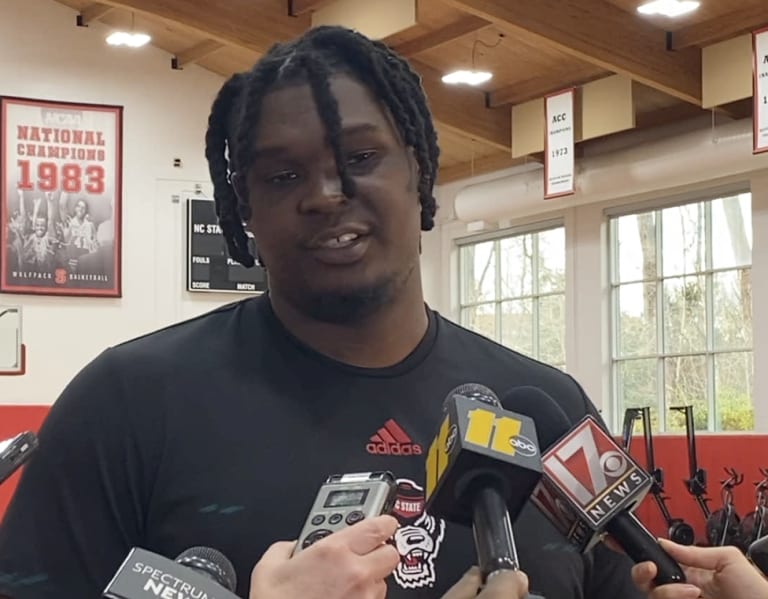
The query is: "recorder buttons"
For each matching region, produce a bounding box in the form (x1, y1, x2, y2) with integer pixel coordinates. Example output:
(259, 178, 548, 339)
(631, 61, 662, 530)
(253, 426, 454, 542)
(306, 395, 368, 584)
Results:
(346, 511, 365, 525)
(329, 513, 343, 525)
(302, 529, 332, 549)
(311, 515, 326, 526)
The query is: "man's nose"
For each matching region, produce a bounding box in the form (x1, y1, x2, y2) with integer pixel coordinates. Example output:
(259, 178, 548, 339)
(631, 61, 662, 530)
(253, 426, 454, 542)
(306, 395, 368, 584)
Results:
(299, 171, 348, 213)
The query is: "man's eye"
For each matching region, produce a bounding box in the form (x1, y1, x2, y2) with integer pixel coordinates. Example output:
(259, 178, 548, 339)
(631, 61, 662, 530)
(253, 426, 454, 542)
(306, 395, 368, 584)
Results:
(266, 171, 298, 184)
(347, 151, 377, 166)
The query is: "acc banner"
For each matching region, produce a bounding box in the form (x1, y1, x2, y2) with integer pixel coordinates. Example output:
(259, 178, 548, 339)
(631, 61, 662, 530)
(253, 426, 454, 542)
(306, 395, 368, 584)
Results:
(754, 28, 768, 154)
(544, 89, 575, 199)
(0, 97, 122, 297)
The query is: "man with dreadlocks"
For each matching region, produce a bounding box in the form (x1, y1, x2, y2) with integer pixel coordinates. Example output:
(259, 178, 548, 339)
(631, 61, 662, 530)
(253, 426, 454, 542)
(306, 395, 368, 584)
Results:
(0, 25, 643, 599)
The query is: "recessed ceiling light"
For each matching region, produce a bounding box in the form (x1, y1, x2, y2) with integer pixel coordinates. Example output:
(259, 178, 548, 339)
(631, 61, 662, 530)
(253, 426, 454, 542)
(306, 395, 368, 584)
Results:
(106, 31, 152, 47)
(442, 70, 493, 86)
(637, 0, 700, 17)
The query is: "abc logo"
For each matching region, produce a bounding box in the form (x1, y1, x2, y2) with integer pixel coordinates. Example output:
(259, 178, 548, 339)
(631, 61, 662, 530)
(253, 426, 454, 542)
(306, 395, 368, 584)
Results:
(509, 435, 538, 457)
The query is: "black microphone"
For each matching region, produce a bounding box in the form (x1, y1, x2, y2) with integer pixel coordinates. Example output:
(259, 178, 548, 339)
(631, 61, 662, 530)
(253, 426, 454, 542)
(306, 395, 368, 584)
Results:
(424, 383, 544, 583)
(103, 546, 238, 599)
(506, 386, 686, 586)
(748, 534, 768, 575)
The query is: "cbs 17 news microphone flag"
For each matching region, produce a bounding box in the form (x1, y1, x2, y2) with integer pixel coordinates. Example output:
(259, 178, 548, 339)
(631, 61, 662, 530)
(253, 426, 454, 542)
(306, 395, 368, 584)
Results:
(1, 96, 122, 297)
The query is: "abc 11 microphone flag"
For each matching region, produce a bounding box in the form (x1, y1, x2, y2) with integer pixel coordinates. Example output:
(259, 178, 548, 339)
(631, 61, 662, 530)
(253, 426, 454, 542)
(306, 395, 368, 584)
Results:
(530, 416, 652, 552)
(424, 394, 543, 526)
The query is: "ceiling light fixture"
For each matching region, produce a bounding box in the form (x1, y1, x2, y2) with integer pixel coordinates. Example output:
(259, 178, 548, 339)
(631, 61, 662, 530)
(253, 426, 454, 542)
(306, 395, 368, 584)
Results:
(441, 70, 493, 86)
(637, 0, 700, 17)
(106, 31, 152, 47)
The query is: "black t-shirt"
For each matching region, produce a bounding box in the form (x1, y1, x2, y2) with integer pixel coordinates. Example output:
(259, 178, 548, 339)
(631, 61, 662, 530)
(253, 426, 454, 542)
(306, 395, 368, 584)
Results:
(0, 295, 643, 599)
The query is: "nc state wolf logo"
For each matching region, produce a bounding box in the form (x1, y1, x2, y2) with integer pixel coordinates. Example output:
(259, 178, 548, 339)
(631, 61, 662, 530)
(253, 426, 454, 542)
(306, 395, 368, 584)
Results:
(391, 479, 445, 589)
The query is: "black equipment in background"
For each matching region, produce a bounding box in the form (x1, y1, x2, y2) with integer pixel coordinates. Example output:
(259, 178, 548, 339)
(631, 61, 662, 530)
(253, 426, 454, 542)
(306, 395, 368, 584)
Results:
(0, 431, 38, 485)
(705, 467, 744, 548)
(622, 408, 695, 545)
(738, 468, 768, 552)
(670, 406, 712, 527)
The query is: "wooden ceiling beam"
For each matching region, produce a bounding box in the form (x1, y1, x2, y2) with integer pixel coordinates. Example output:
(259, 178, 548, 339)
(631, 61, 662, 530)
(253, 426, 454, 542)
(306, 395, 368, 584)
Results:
(96, 0, 306, 54)
(77, 3, 114, 26)
(438, 151, 528, 183)
(440, 0, 702, 105)
(392, 15, 490, 56)
(172, 39, 225, 69)
(669, 7, 768, 50)
(488, 66, 608, 107)
(413, 59, 511, 151)
(288, 0, 337, 16)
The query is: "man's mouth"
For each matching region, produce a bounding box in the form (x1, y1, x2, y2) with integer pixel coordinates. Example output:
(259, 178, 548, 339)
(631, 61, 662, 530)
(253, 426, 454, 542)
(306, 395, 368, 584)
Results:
(319, 232, 361, 249)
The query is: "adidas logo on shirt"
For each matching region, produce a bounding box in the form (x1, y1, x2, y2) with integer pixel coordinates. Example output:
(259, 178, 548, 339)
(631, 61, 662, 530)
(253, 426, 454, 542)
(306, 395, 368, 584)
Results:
(366, 419, 423, 456)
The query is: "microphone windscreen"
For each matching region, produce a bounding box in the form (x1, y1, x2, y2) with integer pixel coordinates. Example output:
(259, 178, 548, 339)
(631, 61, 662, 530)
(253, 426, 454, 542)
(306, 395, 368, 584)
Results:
(446, 383, 500, 408)
(499, 386, 572, 450)
(175, 546, 237, 592)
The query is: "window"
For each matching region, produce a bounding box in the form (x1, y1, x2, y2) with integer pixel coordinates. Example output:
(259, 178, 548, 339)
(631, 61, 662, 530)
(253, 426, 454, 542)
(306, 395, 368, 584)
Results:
(610, 193, 753, 432)
(459, 226, 566, 368)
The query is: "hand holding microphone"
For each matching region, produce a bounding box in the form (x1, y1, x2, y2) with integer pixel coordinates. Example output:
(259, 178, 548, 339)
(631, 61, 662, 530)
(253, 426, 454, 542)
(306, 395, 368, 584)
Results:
(103, 515, 399, 599)
(632, 540, 768, 599)
(251, 515, 400, 599)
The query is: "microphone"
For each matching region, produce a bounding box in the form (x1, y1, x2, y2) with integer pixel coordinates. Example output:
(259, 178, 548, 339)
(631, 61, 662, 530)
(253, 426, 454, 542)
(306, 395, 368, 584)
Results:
(424, 383, 544, 582)
(748, 535, 768, 576)
(103, 546, 238, 599)
(508, 386, 686, 585)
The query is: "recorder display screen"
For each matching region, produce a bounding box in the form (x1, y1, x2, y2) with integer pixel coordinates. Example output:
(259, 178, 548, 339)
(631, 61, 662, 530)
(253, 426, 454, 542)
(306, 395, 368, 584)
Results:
(324, 488, 369, 508)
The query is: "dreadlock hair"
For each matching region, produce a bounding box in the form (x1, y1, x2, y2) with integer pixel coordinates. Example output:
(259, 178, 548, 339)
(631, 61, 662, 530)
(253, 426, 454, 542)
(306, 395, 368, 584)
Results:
(204, 70, 255, 267)
(204, 25, 441, 268)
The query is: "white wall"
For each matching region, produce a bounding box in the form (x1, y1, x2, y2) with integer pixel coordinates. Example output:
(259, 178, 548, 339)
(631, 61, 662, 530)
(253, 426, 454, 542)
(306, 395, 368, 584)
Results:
(0, 0, 457, 405)
(430, 124, 768, 432)
(0, 0, 234, 404)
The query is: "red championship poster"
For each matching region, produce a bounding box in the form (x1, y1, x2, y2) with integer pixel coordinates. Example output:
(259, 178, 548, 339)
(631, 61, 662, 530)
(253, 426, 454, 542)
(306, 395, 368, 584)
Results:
(0, 97, 122, 297)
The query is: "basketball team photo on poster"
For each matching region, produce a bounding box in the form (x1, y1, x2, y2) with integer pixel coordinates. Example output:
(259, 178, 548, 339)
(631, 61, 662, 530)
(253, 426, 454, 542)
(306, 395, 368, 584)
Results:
(0, 96, 122, 297)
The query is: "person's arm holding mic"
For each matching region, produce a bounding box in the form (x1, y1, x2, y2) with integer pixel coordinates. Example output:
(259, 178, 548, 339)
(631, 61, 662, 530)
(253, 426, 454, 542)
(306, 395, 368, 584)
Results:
(249, 515, 400, 599)
(631, 540, 768, 599)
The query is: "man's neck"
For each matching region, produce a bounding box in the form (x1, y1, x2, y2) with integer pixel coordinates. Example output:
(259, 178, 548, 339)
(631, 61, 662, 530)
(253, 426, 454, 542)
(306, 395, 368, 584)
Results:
(269, 283, 429, 368)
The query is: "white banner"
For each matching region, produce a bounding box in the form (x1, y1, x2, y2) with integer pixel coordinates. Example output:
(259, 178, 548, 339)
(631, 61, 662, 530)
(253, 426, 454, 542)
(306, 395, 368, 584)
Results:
(754, 28, 768, 154)
(545, 89, 575, 199)
(1, 97, 122, 296)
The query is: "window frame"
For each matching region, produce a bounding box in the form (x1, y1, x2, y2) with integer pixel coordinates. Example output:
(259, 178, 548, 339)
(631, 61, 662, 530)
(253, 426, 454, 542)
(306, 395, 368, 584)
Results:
(456, 219, 566, 368)
(607, 188, 753, 433)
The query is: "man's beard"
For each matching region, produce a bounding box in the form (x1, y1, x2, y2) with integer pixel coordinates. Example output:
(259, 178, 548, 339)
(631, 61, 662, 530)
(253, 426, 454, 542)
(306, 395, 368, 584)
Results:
(292, 265, 415, 325)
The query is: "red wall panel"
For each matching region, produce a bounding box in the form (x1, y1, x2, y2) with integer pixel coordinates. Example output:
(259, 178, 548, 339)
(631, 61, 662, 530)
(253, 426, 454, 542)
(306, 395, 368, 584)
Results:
(626, 434, 768, 543)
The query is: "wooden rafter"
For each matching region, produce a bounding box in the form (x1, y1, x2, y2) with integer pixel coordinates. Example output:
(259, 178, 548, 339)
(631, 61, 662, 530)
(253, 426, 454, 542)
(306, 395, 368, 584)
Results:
(393, 15, 490, 56)
(440, 0, 702, 105)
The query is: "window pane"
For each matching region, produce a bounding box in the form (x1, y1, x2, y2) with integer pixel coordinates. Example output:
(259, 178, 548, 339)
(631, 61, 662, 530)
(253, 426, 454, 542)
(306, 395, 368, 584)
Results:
(715, 352, 754, 431)
(461, 304, 496, 341)
(662, 203, 705, 277)
(460, 241, 497, 304)
(617, 358, 657, 412)
(663, 275, 706, 354)
(500, 235, 533, 298)
(615, 212, 656, 283)
(538, 294, 565, 365)
(712, 194, 752, 270)
(665, 355, 708, 431)
(714, 269, 752, 350)
(538, 228, 566, 293)
(617, 282, 657, 357)
(500, 299, 533, 356)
